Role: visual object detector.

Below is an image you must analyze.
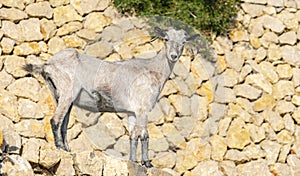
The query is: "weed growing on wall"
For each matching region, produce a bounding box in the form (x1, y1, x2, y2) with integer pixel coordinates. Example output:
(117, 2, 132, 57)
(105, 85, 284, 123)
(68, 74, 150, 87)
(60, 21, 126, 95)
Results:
(114, 0, 240, 35)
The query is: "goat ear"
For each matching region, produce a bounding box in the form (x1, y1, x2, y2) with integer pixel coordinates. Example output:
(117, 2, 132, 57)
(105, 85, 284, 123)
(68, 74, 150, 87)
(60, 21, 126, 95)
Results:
(186, 34, 200, 41)
(154, 27, 167, 39)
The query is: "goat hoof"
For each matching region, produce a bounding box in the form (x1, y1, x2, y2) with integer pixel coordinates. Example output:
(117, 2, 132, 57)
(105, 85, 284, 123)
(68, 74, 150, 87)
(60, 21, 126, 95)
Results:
(142, 161, 153, 168)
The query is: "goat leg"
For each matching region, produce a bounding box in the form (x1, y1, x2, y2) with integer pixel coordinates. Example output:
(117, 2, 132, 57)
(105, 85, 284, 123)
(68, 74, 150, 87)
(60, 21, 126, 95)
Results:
(141, 131, 153, 168)
(129, 136, 138, 163)
(60, 105, 73, 152)
(50, 119, 66, 150)
(50, 96, 73, 151)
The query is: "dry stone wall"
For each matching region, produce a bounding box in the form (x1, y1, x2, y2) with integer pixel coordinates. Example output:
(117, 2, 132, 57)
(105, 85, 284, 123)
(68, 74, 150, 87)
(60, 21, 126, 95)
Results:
(0, 0, 300, 175)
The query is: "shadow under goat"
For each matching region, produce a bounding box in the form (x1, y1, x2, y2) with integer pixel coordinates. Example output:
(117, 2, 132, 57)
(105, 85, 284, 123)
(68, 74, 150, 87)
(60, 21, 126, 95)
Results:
(23, 27, 199, 168)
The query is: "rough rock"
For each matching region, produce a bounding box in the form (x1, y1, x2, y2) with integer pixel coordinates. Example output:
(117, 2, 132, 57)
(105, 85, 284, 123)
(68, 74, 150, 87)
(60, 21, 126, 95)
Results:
(262, 15, 285, 33)
(39, 143, 61, 169)
(22, 138, 45, 163)
(190, 94, 208, 121)
(227, 118, 251, 149)
(245, 73, 272, 93)
(70, 0, 110, 15)
(234, 84, 262, 100)
(241, 3, 265, 17)
(277, 130, 293, 144)
(0, 155, 34, 176)
(84, 12, 111, 32)
(48, 36, 67, 54)
(18, 98, 44, 119)
(162, 124, 186, 149)
(217, 69, 239, 87)
(4, 55, 27, 78)
(175, 150, 198, 174)
(224, 50, 244, 71)
(229, 29, 249, 42)
(0, 8, 28, 21)
(83, 121, 116, 150)
(0, 89, 19, 122)
(237, 159, 272, 176)
(19, 18, 44, 42)
(279, 31, 297, 45)
(270, 163, 291, 176)
(1, 0, 26, 9)
(2, 130, 22, 154)
(15, 119, 45, 138)
(259, 61, 279, 83)
(7, 77, 41, 102)
(280, 45, 300, 66)
(57, 21, 83, 36)
(14, 42, 47, 56)
(98, 113, 125, 139)
(191, 161, 223, 176)
(168, 94, 191, 116)
(210, 135, 227, 161)
(253, 94, 276, 112)
(25, 1, 53, 19)
(2, 21, 23, 42)
(287, 155, 300, 176)
(123, 29, 151, 46)
(63, 34, 87, 48)
(85, 41, 113, 58)
(56, 152, 76, 176)
(53, 5, 83, 26)
(74, 151, 104, 175)
(1, 37, 15, 54)
(272, 80, 295, 100)
(152, 152, 176, 168)
(261, 140, 281, 164)
(49, 0, 69, 7)
(76, 29, 99, 41)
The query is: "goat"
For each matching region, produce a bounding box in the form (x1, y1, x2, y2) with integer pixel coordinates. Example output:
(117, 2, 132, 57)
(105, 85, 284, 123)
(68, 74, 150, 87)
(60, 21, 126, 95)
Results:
(24, 27, 199, 168)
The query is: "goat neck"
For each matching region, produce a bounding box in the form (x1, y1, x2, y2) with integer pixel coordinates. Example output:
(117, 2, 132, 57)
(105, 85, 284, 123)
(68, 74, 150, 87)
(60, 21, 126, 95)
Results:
(153, 46, 177, 78)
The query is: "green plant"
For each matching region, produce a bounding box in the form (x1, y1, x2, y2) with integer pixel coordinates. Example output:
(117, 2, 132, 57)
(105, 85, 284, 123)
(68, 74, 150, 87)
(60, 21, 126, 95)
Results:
(114, 0, 240, 36)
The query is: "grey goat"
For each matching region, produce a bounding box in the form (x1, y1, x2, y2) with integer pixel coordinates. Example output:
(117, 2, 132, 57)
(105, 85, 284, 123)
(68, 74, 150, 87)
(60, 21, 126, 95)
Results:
(24, 27, 199, 168)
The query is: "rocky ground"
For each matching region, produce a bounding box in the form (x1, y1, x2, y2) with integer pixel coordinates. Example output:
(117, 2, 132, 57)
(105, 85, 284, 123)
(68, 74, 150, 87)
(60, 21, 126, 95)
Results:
(0, 0, 300, 175)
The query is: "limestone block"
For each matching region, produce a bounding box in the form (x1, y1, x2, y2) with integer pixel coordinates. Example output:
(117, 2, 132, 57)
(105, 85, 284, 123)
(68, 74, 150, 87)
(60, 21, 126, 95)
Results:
(40, 18, 57, 40)
(0, 155, 34, 176)
(39, 143, 61, 169)
(18, 98, 44, 119)
(227, 119, 251, 149)
(2, 130, 21, 154)
(241, 3, 265, 17)
(279, 31, 297, 45)
(0, 89, 19, 122)
(25, 1, 53, 19)
(262, 15, 285, 33)
(2, 21, 23, 42)
(236, 159, 272, 176)
(0, 7, 28, 21)
(19, 18, 44, 42)
(15, 119, 45, 138)
(84, 12, 111, 32)
(7, 77, 41, 102)
(85, 41, 113, 58)
(245, 74, 273, 94)
(261, 140, 281, 164)
(272, 80, 295, 100)
(70, 0, 110, 15)
(53, 5, 83, 26)
(191, 161, 223, 176)
(152, 152, 176, 168)
(234, 84, 262, 100)
(175, 150, 198, 174)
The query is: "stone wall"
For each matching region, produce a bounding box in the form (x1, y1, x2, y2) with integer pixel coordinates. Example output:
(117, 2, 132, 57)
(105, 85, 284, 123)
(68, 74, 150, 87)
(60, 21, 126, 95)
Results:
(0, 0, 300, 175)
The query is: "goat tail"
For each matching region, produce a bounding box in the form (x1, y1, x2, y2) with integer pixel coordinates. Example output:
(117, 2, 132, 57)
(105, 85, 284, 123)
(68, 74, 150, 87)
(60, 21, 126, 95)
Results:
(23, 64, 45, 74)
